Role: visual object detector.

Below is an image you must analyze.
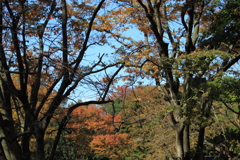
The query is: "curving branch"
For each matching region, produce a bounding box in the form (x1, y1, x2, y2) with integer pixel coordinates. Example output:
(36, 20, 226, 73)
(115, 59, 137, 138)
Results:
(48, 100, 112, 160)
(102, 64, 124, 100)
(73, 0, 106, 71)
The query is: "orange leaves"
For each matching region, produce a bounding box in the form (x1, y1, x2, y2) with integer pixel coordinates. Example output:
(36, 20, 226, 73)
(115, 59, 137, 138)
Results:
(90, 133, 130, 158)
(66, 4, 74, 17)
(125, 68, 142, 75)
(138, 25, 151, 34)
(25, 6, 41, 19)
(90, 132, 131, 159)
(7, 44, 15, 53)
(93, 14, 113, 30)
(69, 105, 106, 130)
(69, 104, 121, 133)
(65, 104, 131, 159)
(91, 133, 129, 148)
(109, 85, 173, 159)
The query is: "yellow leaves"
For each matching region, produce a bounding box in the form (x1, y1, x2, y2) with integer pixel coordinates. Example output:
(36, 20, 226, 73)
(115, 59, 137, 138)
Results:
(173, 69, 183, 76)
(130, 19, 139, 23)
(67, 9, 74, 18)
(134, 98, 141, 102)
(93, 15, 114, 31)
(141, 48, 152, 55)
(99, 24, 113, 30)
(142, 64, 158, 74)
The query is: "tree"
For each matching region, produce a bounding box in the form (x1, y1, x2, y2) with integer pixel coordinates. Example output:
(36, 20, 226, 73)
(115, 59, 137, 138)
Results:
(94, 0, 240, 159)
(208, 76, 240, 154)
(109, 85, 173, 159)
(44, 104, 105, 160)
(199, 0, 240, 51)
(0, 0, 124, 159)
(60, 104, 131, 159)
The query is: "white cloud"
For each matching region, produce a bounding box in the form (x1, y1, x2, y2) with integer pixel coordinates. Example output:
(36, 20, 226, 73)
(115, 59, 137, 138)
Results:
(81, 98, 92, 102)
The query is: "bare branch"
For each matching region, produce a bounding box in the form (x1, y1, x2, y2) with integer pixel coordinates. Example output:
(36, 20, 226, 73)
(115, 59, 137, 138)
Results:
(73, 0, 106, 71)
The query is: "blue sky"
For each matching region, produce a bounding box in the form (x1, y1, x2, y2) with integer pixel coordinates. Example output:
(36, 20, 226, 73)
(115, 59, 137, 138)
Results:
(67, 27, 150, 104)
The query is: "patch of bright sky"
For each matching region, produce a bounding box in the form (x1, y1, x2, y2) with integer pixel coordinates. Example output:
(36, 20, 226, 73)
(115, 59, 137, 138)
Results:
(67, 0, 240, 105)
(62, 0, 148, 103)
(71, 27, 151, 103)
(70, 0, 177, 103)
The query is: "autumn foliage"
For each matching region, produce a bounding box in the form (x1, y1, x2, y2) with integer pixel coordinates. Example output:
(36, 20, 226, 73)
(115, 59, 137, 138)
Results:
(0, 0, 240, 159)
(63, 104, 132, 159)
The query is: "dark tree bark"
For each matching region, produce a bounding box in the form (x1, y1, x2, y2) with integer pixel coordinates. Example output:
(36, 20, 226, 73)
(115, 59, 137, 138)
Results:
(0, 0, 121, 159)
(193, 127, 205, 160)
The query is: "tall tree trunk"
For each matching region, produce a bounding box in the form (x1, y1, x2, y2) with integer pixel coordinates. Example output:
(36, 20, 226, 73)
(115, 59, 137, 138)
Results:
(22, 134, 31, 160)
(0, 119, 22, 160)
(0, 144, 7, 160)
(193, 100, 211, 160)
(183, 124, 191, 159)
(175, 123, 185, 159)
(0, 58, 22, 159)
(0, 64, 22, 160)
(35, 125, 45, 160)
(193, 126, 205, 160)
(0, 130, 17, 160)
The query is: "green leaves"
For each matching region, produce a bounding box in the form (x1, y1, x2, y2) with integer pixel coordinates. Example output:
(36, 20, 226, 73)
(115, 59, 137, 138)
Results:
(199, 0, 240, 50)
(208, 76, 239, 96)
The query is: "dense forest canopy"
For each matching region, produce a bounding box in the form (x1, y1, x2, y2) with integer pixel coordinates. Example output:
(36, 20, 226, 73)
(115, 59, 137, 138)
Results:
(0, 0, 239, 159)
